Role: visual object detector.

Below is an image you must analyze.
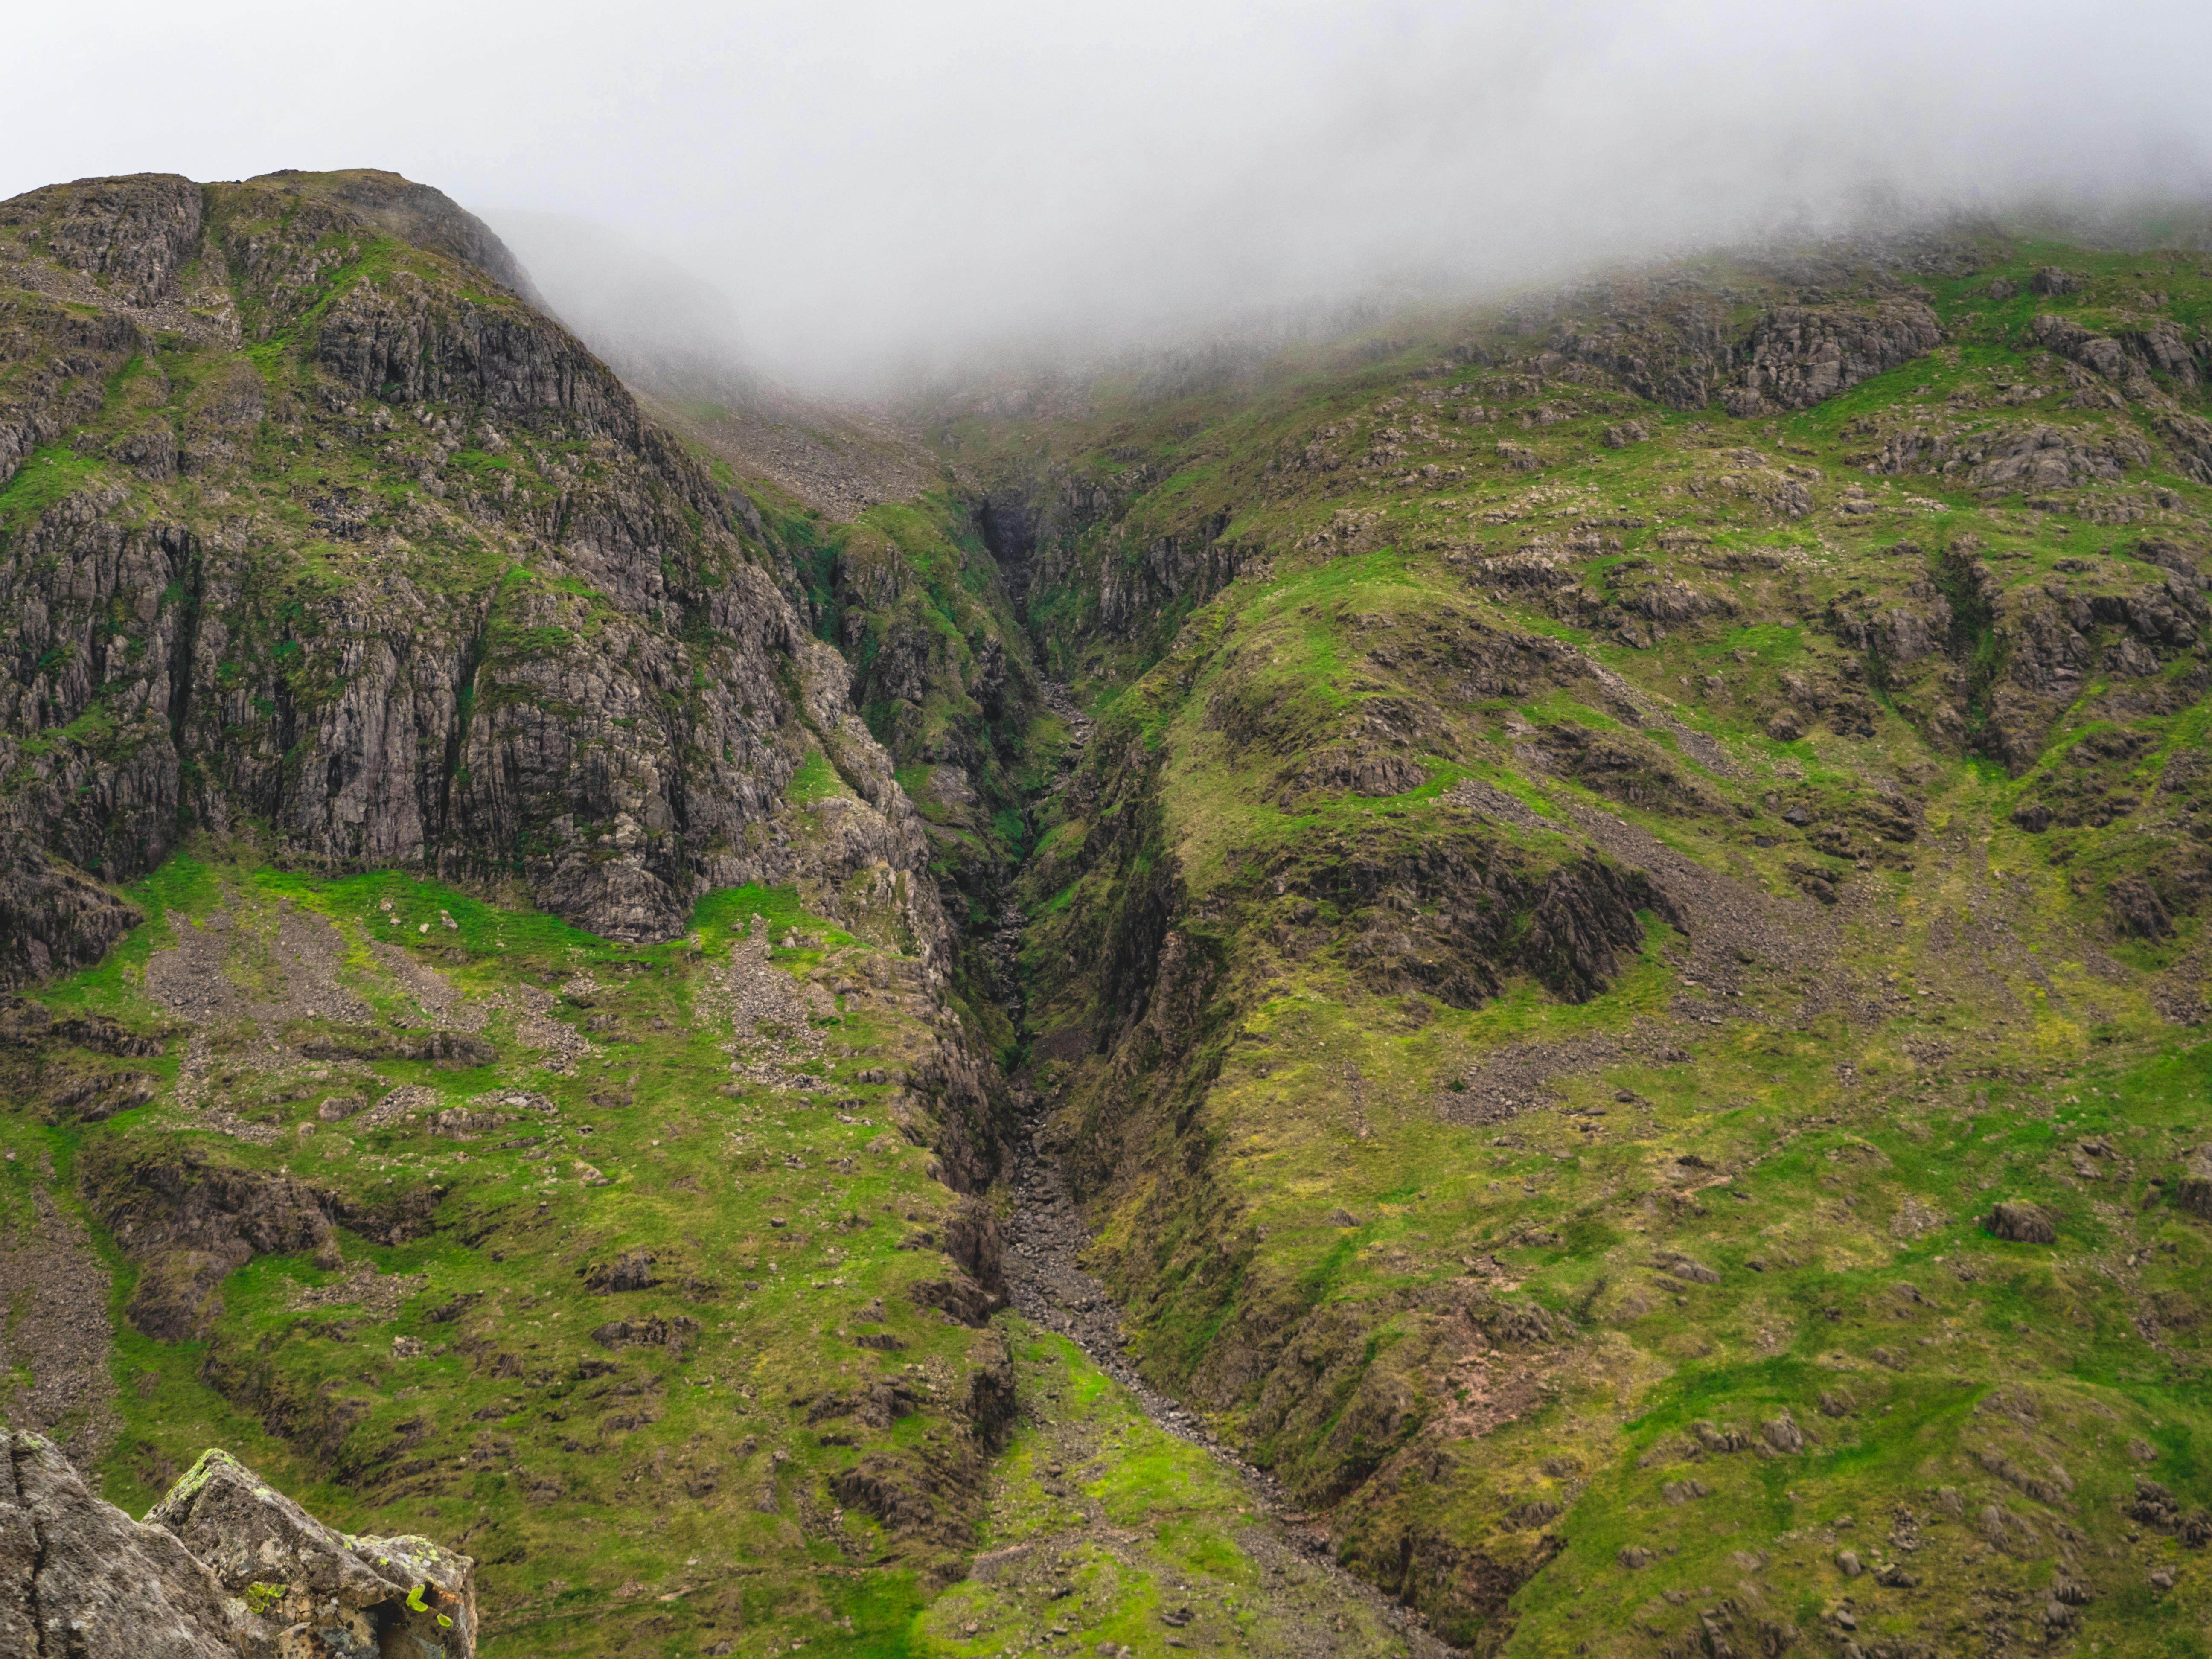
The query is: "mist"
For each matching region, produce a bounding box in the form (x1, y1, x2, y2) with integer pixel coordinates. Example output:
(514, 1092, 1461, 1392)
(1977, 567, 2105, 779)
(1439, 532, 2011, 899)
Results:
(10, 0, 2212, 390)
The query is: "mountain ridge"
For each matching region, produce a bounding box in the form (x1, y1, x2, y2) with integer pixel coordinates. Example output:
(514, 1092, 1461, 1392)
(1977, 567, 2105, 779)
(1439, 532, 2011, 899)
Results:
(0, 166, 944, 971)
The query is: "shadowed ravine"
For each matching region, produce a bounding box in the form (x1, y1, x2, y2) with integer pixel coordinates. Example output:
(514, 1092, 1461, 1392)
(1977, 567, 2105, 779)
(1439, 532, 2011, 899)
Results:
(1001, 1085, 1460, 1658)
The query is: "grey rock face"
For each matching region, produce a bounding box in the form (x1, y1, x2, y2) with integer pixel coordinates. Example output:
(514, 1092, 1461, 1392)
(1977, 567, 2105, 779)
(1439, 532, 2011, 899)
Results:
(2025, 311, 2199, 401)
(0, 1429, 236, 1658)
(0, 850, 143, 985)
(2126, 318, 2206, 391)
(0, 169, 942, 984)
(0, 173, 206, 307)
(0, 1435, 476, 1659)
(1546, 283, 1746, 410)
(90, 1139, 342, 1340)
(1723, 299, 1943, 415)
(1968, 422, 2152, 492)
(1825, 578, 1955, 664)
(151, 1447, 476, 1657)
(2031, 313, 2134, 384)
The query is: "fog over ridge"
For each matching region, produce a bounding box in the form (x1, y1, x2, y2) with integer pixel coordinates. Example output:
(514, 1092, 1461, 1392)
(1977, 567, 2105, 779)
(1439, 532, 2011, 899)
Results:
(10, 0, 2212, 389)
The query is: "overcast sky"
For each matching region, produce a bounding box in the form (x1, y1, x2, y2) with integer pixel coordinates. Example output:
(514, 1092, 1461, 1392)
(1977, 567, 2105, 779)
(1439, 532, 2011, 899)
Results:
(10, 0, 2212, 387)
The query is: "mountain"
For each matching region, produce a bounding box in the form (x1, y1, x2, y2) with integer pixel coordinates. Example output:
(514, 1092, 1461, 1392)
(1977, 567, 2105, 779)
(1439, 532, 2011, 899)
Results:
(0, 167, 952, 966)
(902, 229, 2212, 1654)
(0, 167, 1020, 1652)
(3, 169, 2211, 1659)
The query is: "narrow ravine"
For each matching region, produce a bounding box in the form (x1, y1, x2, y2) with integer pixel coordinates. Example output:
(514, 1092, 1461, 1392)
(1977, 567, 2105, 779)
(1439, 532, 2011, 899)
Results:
(989, 685, 1460, 1656)
(1000, 1091, 1458, 1656)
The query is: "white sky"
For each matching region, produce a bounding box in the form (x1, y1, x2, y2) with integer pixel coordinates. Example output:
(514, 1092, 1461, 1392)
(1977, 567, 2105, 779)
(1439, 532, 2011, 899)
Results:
(9, 0, 2211, 386)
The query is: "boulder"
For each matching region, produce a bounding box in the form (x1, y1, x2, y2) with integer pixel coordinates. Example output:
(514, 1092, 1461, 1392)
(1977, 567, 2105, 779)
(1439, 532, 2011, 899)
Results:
(0, 1429, 234, 1657)
(1763, 1412, 1806, 1454)
(588, 1314, 702, 1353)
(151, 1448, 475, 1656)
(1504, 1498, 1562, 1530)
(0, 1435, 475, 1659)
(583, 1249, 660, 1292)
(2108, 876, 2174, 940)
(2173, 1152, 2212, 1219)
(1986, 1201, 2056, 1244)
(1968, 422, 2151, 492)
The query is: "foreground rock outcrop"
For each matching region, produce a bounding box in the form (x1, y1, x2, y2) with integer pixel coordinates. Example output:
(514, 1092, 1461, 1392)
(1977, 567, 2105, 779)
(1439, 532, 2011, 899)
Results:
(0, 1435, 472, 1657)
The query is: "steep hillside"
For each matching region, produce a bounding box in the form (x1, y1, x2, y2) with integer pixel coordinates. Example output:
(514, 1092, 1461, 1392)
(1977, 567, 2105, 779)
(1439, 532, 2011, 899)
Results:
(920, 234, 2212, 1654)
(0, 167, 1446, 1659)
(0, 163, 1013, 1651)
(0, 166, 945, 969)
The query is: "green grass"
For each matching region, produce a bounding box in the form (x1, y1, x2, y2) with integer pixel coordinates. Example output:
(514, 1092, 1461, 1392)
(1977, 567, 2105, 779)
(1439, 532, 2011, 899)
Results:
(9, 849, 1005, 1657)
(0, 445, 119, 535)
(786, 748, 853, 803)
(909, 1330, 1402, 1658)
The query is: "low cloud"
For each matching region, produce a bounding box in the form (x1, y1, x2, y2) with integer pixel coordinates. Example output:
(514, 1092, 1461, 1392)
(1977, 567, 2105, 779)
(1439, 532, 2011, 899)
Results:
(10, 0, 2212, 387)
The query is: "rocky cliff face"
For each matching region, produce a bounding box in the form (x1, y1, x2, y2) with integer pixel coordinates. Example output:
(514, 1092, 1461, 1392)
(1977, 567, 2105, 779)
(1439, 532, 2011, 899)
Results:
(0, 1434, 473, 1658)
(0, 169, 940, 986)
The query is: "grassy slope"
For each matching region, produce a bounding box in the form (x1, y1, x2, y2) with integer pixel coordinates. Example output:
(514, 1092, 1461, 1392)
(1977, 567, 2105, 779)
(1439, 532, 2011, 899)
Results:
(917, 1330, 1409, 1659)
(17, 836, 1405, 1659)
(979, 238, 2212, 1653)
(32, 840, 973, 1656)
